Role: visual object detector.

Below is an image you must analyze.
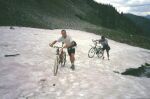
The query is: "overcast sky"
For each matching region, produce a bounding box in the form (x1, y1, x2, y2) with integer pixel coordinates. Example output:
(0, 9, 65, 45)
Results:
(94, 0, 150, 16)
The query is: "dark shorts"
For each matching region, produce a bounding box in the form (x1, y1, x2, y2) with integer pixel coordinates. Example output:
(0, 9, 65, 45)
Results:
(102, 45, 110, 52)
(67, 47, 75, 56)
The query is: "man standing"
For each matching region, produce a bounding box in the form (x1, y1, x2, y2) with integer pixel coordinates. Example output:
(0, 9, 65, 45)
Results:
(100, 36, 110, 60)
(50, 30, 76, 70)
(96, 36, 110, 60)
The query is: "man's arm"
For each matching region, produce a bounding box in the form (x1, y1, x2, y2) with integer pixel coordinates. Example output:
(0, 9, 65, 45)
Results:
(93, 39, 100, 43)
(49, 40, 57, 47)
(62, 44, 69, 48)
(97, 39, 102, 42)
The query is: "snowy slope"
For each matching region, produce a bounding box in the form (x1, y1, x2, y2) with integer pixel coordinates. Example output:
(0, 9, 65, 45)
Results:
(0, 27, 150, 99)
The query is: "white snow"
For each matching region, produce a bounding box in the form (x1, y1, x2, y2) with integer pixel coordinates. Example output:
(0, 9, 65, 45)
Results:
(0, 26, 150, 99)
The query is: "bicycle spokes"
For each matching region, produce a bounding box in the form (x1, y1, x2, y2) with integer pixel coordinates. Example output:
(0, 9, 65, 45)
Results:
(52, 46, 67, 76)
(88, 47, 96, 58)
(88, 40, 103, 58)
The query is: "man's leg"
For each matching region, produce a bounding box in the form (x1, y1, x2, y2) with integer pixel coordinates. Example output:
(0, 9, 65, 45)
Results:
(102, 52, 104, 59)
(70, 53, 75, 70)
(67, 47, 75, 70)
(102, 49, 105, 59)
(70, 53, 75, 65)
(106, 50, 110, 60)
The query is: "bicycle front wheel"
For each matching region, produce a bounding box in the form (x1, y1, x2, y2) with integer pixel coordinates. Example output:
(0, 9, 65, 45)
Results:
(54, 56, 59, 76)
(88, 47, 96, 58)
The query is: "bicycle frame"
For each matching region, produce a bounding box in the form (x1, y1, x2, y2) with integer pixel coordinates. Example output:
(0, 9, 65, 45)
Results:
(53, 46, 66, 76)
(53, 46, 64, 61)
(91, 40, 101, 52)
(88, 40, 103, 58)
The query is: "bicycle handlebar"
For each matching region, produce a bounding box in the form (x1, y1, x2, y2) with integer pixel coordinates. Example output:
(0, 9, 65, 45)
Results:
(92, 39, 97, 42)
(52, 46, 63, 48)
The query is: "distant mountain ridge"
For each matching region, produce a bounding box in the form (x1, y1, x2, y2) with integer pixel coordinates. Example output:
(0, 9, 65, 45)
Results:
(145, 15, 150, 20)
(125, 14, 150, 37)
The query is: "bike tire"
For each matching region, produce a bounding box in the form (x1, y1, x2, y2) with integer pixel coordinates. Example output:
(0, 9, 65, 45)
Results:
(88, 47, 95, 58)
(54, 56, 59, 76)
(97, 49, 104, 58)
(62, 52, 66, 67)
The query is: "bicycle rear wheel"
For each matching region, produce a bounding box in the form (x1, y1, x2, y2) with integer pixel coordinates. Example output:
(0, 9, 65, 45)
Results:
(61, 52, 66, 67)
(54, 56, 59, 76)
(88, 47, 95, 58)
(97, 49, 104, 58)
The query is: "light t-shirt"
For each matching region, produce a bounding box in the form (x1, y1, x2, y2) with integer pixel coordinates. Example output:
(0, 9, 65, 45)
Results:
(57, 35, 73, 46)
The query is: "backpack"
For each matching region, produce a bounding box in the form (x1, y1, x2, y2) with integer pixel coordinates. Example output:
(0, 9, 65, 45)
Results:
(71, 41, 77, 47)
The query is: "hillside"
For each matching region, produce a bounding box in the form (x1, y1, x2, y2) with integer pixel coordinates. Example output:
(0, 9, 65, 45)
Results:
(0, 0, 150, 49)
(125, 14, 150, 37)
(0, 0, 139, 32)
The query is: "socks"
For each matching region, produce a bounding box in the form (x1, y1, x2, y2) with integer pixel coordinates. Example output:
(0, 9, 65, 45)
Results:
(71, 62, 74, 66)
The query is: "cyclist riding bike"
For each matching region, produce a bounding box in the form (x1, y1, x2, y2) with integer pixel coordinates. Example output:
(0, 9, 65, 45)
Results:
(96, 36, 110, 60)
(50, 30, 76, 70)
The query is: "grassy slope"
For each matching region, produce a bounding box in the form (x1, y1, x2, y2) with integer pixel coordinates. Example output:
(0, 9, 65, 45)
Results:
(0, 0, 150, 49)
(0, 0, 97, 29)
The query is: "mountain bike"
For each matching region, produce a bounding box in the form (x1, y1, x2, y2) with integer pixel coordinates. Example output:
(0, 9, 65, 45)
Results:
(52, 46, 66, 76)
(88, 39, 104, 58)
